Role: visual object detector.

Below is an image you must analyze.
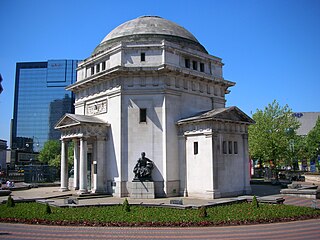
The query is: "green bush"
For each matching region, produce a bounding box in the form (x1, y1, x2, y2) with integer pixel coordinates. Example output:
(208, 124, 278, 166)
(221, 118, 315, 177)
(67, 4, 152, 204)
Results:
(198, 206, 208, 218)
(252, 195, 259, 208)
(123, 198, 130, 212)
(45, 203, 52, 214)
(6, 196, 15, 208)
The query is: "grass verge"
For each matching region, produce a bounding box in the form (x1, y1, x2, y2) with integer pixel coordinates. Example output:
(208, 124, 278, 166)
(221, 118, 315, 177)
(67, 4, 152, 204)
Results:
(0, 202, 319, 227)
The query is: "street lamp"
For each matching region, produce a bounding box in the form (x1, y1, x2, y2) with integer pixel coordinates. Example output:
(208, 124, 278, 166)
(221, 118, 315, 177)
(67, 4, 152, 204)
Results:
(25, 136, 40, 153)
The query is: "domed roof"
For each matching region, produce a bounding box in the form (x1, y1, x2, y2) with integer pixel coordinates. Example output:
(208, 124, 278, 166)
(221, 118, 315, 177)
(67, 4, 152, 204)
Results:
(92, 16, 207, 55)
(101, 16, 199, 44)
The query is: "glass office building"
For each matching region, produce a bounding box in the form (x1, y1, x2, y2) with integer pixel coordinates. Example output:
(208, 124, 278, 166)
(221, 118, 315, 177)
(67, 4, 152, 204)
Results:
(12, 60, 78, 154)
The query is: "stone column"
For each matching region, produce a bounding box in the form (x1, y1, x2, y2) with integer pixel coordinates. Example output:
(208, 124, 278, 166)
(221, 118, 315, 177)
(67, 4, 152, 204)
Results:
(73, 139, 80, 190)
(242, 133, 252, 194)
(60, 139, 69, 192)
(78, 137, 88, 194)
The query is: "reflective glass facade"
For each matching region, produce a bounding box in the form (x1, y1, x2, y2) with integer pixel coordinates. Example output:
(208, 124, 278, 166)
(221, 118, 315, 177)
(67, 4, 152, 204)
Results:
(12, 60, 78, 152)
(0, 74, 3, 94)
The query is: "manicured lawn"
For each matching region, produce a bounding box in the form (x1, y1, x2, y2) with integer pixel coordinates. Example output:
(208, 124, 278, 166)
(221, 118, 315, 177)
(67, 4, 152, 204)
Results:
(1, 202, 320, 227)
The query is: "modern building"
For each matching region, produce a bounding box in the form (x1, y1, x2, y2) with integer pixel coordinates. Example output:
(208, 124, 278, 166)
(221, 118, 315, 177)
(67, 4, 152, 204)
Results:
(56, 16, 253, 199)
(0, 140, 7, 170)
(11, 60, 78, 164)
(0, 74, 3, 94)
(293, 112, 320, 136)
(293, 112, 320, 172)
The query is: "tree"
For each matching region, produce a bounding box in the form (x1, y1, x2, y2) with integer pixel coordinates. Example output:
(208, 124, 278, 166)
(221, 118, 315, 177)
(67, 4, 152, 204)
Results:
(306, 117, 320, 163)
(248, 100, 300, 169)
(293, 135, 308, 169)
(38, 140, 61, 166)
(39, 140, 73, 169)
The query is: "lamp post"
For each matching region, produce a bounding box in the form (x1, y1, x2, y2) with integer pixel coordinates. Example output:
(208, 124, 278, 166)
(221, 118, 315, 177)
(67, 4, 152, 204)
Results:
(24, 136, 40, 166)
(289, 139, 295, 170)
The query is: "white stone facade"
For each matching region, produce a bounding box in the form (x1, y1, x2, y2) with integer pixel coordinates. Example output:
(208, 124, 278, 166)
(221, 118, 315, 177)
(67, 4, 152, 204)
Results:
(56, 16, 253, 198)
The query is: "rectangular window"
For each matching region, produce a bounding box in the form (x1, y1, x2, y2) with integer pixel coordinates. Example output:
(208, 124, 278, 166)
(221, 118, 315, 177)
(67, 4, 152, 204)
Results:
(140, 108, 147, 122)
(194, 142, 198, 155)
(141, 52, 146, 62)
(185, 59, 190, 68)
(192, 61, 197, 70)
(234, 141, 238, 154)
(228, 141, 233, 154)
(102, 62, 106, 71)
(200, 63, 204, 72)
(93, 163, 97, 174)
(223, 141, 227, 154)
(96, 64, 100, 73)
(91, 66, 94, 75)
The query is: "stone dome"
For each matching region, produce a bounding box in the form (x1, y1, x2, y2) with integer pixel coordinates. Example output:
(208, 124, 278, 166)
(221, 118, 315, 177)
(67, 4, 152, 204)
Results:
(102, 16, 199, 43)
(92, 16, 207, 55)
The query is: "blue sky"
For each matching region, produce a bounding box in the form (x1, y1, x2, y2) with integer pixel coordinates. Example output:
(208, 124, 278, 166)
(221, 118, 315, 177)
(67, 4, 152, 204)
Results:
(0, 0, 319, 143)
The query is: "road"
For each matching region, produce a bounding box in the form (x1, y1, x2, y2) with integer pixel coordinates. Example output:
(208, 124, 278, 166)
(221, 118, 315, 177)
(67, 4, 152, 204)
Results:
(0, 219, 320, 240)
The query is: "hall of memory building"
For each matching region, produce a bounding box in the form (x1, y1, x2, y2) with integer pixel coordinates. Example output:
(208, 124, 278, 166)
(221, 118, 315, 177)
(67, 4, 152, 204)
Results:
(55, 16, 254, 199)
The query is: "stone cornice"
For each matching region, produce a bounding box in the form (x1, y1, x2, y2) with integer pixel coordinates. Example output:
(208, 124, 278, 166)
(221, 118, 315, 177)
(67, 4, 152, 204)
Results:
(177, 120, 249, 136)
(68, 64, 235, 92)
(178, 117, 252, 126)
(67, 65, 122, 91)
(60, 123, 109, 140)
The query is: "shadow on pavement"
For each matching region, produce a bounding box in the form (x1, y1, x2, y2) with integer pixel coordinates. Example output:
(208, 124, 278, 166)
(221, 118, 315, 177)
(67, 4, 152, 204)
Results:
(251, 184, 282, 197)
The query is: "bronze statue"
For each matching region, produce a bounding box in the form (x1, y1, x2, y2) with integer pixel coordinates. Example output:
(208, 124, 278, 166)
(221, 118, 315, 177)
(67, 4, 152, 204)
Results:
(133, 152, 154, 181)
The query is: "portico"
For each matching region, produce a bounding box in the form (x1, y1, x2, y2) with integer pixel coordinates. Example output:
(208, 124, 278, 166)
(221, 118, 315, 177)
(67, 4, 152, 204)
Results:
(55, 114, 109, 194)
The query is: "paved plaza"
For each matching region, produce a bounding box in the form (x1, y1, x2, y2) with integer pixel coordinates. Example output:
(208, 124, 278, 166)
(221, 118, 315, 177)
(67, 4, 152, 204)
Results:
(0, 183, 319, 209)
(1, 184, 320, 239)
(0, 218, 320, 240)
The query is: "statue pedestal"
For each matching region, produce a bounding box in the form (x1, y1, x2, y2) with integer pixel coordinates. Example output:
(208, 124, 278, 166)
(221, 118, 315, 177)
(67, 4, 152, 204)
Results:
(130, 181, 155, 199)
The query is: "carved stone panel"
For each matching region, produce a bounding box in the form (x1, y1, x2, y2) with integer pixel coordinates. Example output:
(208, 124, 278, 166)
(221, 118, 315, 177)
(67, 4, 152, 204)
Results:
(86, 99, 108, 116)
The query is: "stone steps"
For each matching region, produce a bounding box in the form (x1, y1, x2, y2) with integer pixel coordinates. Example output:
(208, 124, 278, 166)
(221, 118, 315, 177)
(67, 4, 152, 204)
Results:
(280, 188, 320, 199)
